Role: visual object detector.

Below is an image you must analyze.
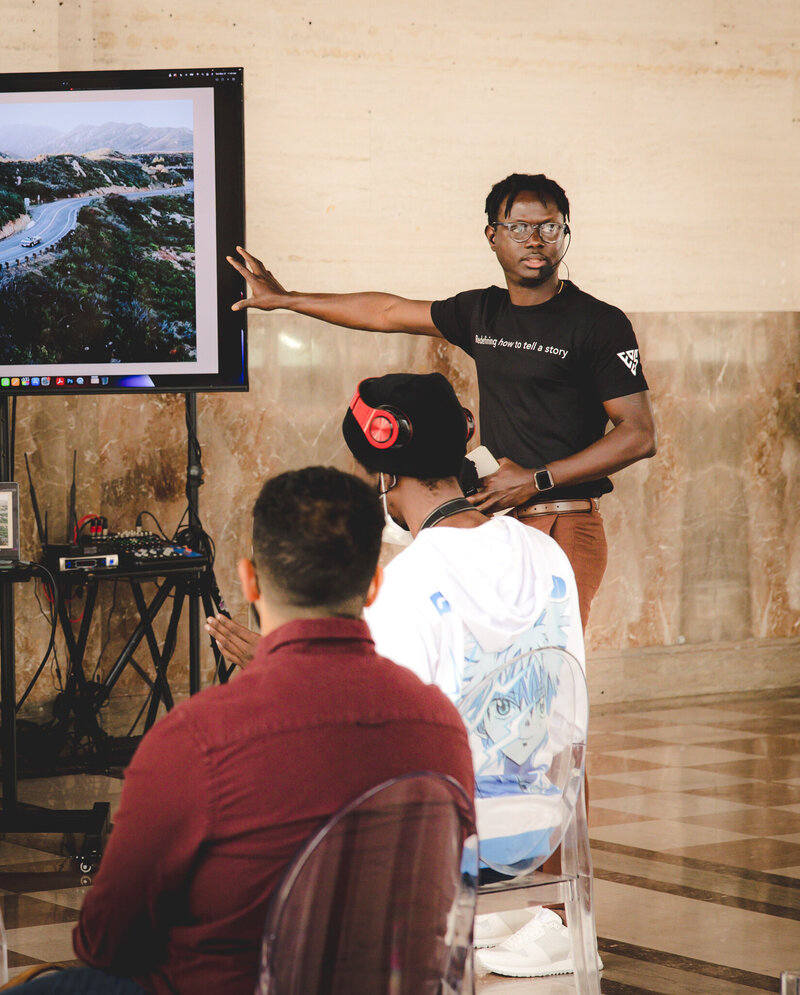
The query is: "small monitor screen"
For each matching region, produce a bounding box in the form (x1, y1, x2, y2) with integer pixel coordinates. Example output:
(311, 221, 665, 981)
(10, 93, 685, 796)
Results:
(0, 67, 246, 394)
(0, 482, 20, 562)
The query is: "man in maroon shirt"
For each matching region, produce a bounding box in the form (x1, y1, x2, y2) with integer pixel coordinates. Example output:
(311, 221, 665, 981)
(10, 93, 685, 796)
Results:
(17, 467, 474, 995)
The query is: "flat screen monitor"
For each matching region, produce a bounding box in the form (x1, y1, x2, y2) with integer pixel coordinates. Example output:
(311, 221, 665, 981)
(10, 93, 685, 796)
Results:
(0, 66, 246, 394)
(0, 482, 20, 563)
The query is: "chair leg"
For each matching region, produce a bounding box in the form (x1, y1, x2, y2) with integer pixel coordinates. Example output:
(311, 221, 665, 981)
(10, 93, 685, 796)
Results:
(563, 781, 601, 995)
(565, 875, 601, 995)
(441, 936, 474, 994)
(459, 947, 475, 994)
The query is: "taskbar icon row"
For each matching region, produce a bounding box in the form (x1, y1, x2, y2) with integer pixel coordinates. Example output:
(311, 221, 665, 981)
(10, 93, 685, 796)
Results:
(0, 376, 110, 387)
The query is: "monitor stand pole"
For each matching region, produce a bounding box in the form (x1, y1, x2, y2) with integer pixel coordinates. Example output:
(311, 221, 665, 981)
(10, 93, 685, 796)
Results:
(184, 392, 232, 694)
(186, 391, 202, 693)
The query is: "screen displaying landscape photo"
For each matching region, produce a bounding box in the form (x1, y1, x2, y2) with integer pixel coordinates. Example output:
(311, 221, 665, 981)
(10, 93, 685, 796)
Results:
(0, 491, 10, 549)
(0, 484, 18, 556)
(0, 96, 197, 367)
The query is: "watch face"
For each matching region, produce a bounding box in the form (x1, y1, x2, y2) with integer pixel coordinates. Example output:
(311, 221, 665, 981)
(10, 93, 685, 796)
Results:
(535, 468, 554, 492)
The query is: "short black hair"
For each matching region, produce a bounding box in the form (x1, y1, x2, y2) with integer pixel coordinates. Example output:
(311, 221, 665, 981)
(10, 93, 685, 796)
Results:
(485, 173, 570, 225)
(252, 466, 383, 610)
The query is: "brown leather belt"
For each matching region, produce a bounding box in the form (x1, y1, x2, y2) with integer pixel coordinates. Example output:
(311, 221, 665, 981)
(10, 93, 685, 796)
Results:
(514, 497, 596, 517)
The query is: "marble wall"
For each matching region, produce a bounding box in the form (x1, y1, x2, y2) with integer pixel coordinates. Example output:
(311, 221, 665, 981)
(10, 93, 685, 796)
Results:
(10, 305, 798, 706)
(588, 311, 800, 701)
(2, 0, 799, 705)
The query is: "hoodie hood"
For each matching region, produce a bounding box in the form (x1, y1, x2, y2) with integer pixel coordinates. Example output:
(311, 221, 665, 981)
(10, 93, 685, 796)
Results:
(410, 516, 552, 653)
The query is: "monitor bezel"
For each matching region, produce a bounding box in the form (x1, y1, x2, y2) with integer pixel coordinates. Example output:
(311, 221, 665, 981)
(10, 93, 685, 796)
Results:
(0, 66, 247, 396)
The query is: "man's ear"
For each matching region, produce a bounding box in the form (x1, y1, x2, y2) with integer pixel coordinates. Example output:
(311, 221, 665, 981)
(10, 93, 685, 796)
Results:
(364, 564, 384, 607)
(485, 224, 497, 253)
(238, 557, 260, 604)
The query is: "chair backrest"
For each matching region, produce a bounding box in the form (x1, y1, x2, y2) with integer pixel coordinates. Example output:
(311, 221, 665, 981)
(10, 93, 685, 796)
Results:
(256, 771, 478, 995)
(455, 646, 588, 877)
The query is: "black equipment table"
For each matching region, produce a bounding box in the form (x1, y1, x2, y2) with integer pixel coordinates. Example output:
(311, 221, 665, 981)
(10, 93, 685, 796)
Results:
(0, 562, 110, 868)
(0, 392, 229, 868)
(52, 553, 228, 732)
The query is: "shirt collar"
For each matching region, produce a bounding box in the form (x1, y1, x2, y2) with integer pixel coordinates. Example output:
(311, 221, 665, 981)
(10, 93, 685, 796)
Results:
(253, 616, 374, 662)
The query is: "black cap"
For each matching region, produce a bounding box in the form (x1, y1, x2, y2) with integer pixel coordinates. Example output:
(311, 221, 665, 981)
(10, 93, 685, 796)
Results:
(343, 372, 469, 478)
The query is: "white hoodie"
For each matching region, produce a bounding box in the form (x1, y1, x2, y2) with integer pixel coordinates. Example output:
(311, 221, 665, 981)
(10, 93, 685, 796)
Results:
(365, 515, 584, 697)
(365, 515, 586, 870)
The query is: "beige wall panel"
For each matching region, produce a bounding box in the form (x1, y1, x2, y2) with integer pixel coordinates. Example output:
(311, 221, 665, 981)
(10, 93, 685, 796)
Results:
(1, 1, 60, 66)
(16, 0, 790, 310)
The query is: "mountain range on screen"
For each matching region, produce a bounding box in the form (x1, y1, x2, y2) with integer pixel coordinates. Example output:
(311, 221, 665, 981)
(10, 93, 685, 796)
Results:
(0, 122, 193, 158)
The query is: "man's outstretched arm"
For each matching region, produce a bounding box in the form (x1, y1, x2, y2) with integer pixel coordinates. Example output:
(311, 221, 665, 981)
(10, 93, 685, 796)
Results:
(227, 247, 442, 337)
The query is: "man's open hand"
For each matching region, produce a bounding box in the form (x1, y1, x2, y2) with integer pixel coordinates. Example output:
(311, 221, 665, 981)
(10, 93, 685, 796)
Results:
(205, 614, 260, 668)
(227, 246, 291, 312)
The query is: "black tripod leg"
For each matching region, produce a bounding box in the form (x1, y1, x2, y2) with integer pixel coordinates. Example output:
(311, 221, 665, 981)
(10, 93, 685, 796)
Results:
(51, 580, 108, 760)
(102, 579, 175, 694)
(57, 579, 100, 693)
(196, 569, 236, 683)
(138, 584, 186, 731)
(130, 579, 181, 713)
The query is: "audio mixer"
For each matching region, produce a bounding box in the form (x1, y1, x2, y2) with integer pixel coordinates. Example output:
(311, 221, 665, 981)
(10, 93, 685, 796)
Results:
(44, 529, 209, 575)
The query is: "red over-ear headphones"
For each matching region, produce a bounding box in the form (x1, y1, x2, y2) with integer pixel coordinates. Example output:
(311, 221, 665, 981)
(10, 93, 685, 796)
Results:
(349, 381, 475, 450)
(463, 407, 476, 441)
(349, 385, 412, 449)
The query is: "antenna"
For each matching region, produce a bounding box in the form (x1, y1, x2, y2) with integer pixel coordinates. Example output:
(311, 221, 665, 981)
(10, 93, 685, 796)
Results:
(68, 450, 77, 544)
(24, 452, 46, 548)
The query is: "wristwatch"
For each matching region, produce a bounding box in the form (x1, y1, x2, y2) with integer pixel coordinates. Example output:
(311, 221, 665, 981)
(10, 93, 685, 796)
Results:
(533, 467, 555, 493)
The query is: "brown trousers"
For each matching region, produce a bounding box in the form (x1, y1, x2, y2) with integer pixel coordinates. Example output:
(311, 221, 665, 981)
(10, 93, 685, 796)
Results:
(514, 504, 607, 878)
(513, 503, 608, 631)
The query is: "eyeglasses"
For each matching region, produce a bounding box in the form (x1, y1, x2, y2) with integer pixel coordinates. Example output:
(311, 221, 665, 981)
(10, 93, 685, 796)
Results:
(491, 221, 569, 243)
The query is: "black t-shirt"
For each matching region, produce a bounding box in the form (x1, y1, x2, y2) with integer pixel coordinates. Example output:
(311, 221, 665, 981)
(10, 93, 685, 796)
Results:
(431, 281, 649, 499)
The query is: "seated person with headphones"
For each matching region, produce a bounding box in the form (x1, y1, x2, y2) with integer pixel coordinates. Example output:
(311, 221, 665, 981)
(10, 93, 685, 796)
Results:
(209, 372, 589, 980)
(346, 373, 589, 980)
(15, 467, 473, 995)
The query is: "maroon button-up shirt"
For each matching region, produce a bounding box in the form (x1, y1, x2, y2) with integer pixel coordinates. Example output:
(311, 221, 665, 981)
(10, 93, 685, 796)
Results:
(74, 617, 474, 994)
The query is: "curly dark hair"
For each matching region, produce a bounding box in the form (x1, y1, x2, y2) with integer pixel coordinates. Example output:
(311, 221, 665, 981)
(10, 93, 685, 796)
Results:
(252, 466, 383, 610)
(485, 173, 570, 225)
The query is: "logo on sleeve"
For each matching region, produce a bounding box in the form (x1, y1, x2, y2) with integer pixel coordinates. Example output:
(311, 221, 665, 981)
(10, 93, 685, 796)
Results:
(430, 592, 451, 615)
(617, 349, 639, 375)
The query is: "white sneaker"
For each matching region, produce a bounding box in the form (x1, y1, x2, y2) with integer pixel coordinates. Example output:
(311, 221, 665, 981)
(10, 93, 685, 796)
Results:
(473, 908, 538, 948)
(475, 908, 603, 978)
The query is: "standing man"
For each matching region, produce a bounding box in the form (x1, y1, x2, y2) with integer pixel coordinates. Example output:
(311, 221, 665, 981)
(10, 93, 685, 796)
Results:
(227, 172, 656, 627)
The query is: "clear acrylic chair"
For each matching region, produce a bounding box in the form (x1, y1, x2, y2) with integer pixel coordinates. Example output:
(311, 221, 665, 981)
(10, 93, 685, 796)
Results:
(455, 646, 601, 995)
(256, 771, 478, 995)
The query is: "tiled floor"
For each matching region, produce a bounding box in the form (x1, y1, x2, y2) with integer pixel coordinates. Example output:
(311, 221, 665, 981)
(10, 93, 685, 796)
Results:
(1, 690, 799, 992)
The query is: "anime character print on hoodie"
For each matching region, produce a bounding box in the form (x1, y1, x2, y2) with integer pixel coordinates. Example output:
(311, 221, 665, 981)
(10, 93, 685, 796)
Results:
(365, 514, 585, 869)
